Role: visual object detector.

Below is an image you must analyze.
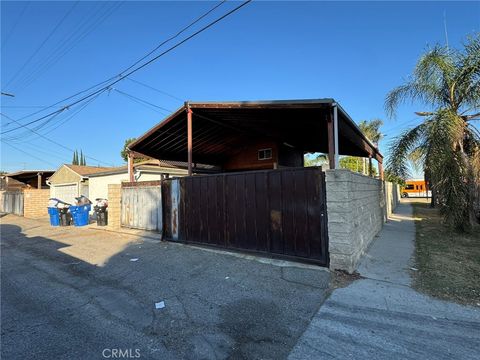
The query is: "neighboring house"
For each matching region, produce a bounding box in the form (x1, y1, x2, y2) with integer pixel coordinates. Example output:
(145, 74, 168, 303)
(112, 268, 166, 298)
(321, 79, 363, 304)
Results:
(88, 160, 189, 202)
(1, 170, 55, 190)
(48, 165, 113, 204)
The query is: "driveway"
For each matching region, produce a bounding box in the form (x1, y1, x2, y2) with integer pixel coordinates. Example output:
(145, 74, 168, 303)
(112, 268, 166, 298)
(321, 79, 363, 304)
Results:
(0, 215, 330, 360)
(288, 202, 480, 360)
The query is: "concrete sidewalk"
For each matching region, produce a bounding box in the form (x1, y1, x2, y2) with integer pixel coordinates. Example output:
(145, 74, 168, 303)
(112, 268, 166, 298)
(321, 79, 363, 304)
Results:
(289, 202, 480, 360)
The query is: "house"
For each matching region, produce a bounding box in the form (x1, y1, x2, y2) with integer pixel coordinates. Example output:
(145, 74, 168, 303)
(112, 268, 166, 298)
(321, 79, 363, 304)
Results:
(1, 170, 55, 190)
(48, 165, 113, 204)
(88, 159, 189, 202)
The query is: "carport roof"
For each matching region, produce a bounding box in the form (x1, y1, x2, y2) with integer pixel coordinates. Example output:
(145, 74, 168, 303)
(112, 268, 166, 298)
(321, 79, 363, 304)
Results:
(5, 170, 55, 183)
(128, 99, 383, 166)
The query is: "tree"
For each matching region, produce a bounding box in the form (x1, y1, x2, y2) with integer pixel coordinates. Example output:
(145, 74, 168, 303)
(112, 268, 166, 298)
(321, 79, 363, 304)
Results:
(385, 35, 480, 230)
(121, 138, 148, 163)
(80, 150, 86, 166)
(339, 119, 384, 175)
(304, 153, 328, 167)
(359, 119, 384, 145)
(339, 156, 377, 176)
(72, 150, 78, 165)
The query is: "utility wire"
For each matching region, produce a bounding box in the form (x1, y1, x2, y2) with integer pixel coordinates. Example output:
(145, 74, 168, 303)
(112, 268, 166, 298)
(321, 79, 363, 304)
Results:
(2, 0, 240, 133)
(5, 1, 79, 89)
(114, 89, 173, 113)
(1, 1, 30, 50)
(13, 2, 122, 92)
(2, 141, 58, 168)
(126, 77, 184, 102)
(0, 93, 113, 166)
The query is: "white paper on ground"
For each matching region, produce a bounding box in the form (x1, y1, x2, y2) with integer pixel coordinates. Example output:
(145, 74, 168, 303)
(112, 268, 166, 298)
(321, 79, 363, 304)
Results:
(155, 301, 165, 309)
(130, 258, 139, 262)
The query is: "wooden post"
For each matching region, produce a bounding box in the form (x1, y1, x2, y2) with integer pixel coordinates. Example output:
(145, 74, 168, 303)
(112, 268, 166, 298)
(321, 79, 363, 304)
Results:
(187, 106, 193, 176)
(37, 172, 42, 189)
(327, 111, 335, 169)
(378, 160, 384, 180)
(128, 152, 134, 182)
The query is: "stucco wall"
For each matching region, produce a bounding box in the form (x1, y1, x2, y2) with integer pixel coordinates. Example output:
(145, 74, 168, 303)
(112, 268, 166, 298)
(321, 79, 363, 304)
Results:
(48, 166, 81, 185)
(325, 169, 392, 273)
(89, 172, 167, 203)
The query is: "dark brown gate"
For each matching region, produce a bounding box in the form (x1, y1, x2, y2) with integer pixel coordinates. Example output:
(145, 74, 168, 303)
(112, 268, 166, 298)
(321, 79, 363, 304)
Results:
(162, 167, 328, 266)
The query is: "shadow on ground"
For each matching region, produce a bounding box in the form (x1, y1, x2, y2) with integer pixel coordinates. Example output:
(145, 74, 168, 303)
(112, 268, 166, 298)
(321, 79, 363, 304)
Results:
(1, 217, 330, 360)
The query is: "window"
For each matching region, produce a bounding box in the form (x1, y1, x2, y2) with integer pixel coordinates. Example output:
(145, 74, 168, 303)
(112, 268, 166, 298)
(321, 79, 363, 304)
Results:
(405, 184, 414, 190)
(258, 148, 272, 160)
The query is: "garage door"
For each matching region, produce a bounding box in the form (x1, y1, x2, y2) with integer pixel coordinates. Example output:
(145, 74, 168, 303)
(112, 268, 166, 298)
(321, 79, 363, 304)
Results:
(51, 184, 78, 204)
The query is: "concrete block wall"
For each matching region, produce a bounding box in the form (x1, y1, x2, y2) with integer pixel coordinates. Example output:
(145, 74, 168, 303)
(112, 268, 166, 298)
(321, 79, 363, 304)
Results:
(23, 189, 50, 219)
(325, 169, 386, 273)
(385, 181, 400, 219)
(107, 184, 121, 229)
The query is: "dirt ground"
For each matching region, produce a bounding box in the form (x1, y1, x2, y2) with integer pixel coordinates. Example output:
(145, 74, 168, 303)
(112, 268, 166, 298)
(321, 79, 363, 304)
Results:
(411, 200, 480, 306)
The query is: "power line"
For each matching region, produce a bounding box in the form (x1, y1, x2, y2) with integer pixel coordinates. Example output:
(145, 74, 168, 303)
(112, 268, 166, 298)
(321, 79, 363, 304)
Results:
(126, 77, 184, 102)
(12, 2, 122, 92)
(1, 1, 30, 50)
(114, 89, 173, 114)
(5, 1, 79, 89)
(2, 0, 252, 136)
(0, 93, 113, 167)
(2, 141, 58, 168)
(4, 0, 223, 124)
(0, 105, 51, 109)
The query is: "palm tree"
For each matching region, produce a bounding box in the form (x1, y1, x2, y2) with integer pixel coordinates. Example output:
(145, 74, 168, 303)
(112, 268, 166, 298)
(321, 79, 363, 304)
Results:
(339, 119, 383, 175)
(359, 119, 383, 175)
(385, 34, 480, 230)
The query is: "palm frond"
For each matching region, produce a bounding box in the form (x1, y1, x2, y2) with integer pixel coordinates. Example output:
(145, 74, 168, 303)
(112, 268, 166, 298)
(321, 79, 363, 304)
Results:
(386, 123, 427, 179)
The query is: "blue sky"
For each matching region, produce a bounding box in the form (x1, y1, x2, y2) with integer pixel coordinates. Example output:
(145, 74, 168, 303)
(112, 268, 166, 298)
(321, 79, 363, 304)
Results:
(1, 1, 479, 172)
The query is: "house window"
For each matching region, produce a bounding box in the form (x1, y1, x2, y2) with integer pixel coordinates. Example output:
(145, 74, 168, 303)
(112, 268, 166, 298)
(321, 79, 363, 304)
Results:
(258, 148, 272, 160)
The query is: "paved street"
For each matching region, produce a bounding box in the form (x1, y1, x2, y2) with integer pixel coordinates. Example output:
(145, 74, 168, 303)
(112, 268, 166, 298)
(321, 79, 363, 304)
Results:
(288, 203, 480, 360)
(0, 215, 330, 360)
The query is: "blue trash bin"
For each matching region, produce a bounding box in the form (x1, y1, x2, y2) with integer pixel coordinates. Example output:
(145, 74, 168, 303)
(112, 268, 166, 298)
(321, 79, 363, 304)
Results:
(70, 204, 91, 226)
(47, 207, 60, 226)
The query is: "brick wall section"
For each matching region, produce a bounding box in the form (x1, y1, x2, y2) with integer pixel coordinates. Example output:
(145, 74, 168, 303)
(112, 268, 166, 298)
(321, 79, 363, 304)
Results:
(326, 169, 392, 272)
(107, 184, 121, 229)
(23, 189, 50, 219)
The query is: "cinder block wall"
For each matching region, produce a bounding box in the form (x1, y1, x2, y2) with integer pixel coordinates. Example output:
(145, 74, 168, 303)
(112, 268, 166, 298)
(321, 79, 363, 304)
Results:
(385, 181, 400, 219)
(325, 169, 386, 272)
(23, 189, 50, 219)
(107, 184, 121, 229)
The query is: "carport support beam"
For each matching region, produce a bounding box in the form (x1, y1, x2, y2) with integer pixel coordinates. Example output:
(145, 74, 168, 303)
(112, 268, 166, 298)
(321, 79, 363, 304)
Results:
(327, 105, 339, 169)
(128, 152, 134, 182)
(37, 172, 42, 189)
(378, 160, 384, 180)
(187, 106, 193, 176)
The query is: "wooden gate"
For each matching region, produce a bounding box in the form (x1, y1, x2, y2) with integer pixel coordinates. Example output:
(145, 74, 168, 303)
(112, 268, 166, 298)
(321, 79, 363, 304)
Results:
(121, 181, 162, 231)
(163, 167, 328, 266)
